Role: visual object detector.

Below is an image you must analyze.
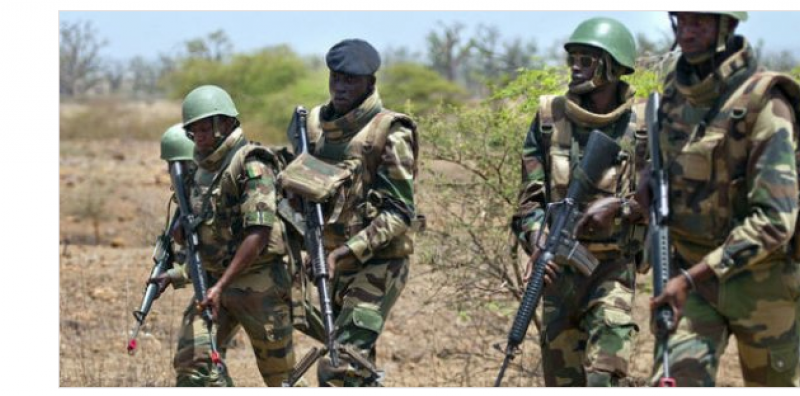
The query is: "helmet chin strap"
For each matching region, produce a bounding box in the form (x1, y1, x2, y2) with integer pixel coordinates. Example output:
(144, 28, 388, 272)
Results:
(212, 116, 226, 148)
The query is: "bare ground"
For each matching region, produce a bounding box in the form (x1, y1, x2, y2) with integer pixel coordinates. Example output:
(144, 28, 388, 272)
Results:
(59, 138, 745, 387)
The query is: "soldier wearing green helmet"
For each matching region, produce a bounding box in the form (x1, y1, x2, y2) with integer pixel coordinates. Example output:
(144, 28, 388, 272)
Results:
(511, 17, 648, 386)
(152, 85, 301, 387)
(147, 124, 197, 293)
(638, 11, 800, 386)
(160, 123, 196, 162)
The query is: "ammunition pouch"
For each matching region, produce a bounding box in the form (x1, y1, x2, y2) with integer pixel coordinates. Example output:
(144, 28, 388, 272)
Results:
(278, 152, 352, 203)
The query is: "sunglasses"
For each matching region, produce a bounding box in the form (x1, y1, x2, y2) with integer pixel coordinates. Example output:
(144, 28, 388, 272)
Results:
(566, 53, 598, 68)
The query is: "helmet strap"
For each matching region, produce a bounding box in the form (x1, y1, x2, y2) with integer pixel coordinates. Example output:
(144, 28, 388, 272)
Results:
(669, 14, 679, 51)
(212, 116, 227, 148)
(716, 15, 731, 53)
(568, 55, 610, 95)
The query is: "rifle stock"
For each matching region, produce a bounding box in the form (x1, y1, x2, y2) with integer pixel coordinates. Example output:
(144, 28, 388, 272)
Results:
(495, 130, 621, 386)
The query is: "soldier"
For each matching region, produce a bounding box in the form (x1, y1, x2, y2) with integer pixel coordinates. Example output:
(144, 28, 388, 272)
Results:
(510, 17, 647, 386)
(151, 124, 196, 292)
(642, 12, 800, 386)
(151, 85, 297, 386)
(295, 38, 418, 387)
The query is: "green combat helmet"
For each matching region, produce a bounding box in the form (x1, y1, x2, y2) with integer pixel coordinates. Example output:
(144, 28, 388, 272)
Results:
(182, 85, 239, 127)
(669, 11, 748, 64)
(160, 123, 195, 162)
(181, 84, 239, 147)
(564, 17, 636, 94)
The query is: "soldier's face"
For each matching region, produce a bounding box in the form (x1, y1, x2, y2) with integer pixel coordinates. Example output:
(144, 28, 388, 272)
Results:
(329, 71, 374, 114)
(186, 117, 233, 154)
(566, 46, 601, 86)
(674, 13, 719, 55)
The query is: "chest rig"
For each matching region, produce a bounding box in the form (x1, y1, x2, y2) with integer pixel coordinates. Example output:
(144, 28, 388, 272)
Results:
(191, 142, 287, 274)
(661, 64, 800, 262)
(537, 94, 647, 258)
(306, 105, 419, 258)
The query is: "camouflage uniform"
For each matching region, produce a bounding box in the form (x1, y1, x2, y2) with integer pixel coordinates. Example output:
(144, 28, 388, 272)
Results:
(511, 18, 647, 386)
(303, 89, 418, 387)
(650, 34, 800, 387)
(172, 126, 297, 387)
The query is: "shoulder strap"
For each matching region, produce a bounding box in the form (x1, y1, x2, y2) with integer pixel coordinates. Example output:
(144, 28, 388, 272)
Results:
(536, 95, 562, 204)
(306, 106, 325, 155)
(743, 72, 800, 130)
(362, 110, 418, 185)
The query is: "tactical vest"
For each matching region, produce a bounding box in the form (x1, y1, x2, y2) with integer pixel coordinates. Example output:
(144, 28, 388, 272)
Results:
(661, 71, 800, 263)
(191, 143, 287, 276)
(306, 105, 419, 258)
(537, 94, 647, 258)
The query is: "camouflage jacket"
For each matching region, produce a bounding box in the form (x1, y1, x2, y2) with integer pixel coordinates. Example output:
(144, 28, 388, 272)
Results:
(179, 128, 286, 278)
(305, 89, 418, 264)
(512, 82, 647, 258)
(661, 36, 799, 280)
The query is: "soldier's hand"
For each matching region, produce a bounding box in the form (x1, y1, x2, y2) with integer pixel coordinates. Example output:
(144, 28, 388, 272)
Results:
(201, 285, 223, 321)
(523, 228, 559, 286)
(649, 275, 691, 331)
(171, 226, 186, 246)
(148, 273, 172, 299)
(577, 197, 623, 234)
(523, 249, 561, 287)
(326, 245, 355, 275)
(633, 167, 652, 214)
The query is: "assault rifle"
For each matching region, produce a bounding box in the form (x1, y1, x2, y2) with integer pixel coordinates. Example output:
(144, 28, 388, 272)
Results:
(282, 106, 339, 386)
(646, 92, 676, 387)
(127, 209, 180, 354)
(495, 130, 621, 386)
(169, 161, 226, 374)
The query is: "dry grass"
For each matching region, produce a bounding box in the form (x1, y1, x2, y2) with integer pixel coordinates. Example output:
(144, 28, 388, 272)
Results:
(60, 97, 180, 141)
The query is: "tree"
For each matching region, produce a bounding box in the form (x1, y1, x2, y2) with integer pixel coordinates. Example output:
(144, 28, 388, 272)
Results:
(379, 62, 467, 114)
(382, 45, 422, 67)
(162, 44, 327, 144)
(426, 21, 474, 82)
(183, 29, 233, 62)
(128, 56, 160, 97)
(470, 25, 539, 89)
(104, 59, 125, 93)
(60, 20, 107, 97)
(636, 32, 673, 57)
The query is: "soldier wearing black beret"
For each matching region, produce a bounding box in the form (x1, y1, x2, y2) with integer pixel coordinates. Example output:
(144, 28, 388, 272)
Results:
(296, 38, 420, 386)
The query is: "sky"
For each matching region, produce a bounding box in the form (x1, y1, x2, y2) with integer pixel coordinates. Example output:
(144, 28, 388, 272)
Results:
(59, 10, 800, 63)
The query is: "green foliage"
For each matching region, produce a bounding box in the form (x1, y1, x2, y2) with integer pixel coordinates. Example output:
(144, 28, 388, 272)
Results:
(162, 45, 328, 144)
(623, 68, 663, 97)
(417, 63, 663, 318)
(791, 66, 800, 82)
(416, 66, 571, 316)
(379, 62, 467, 114)
(491, 66, 569, 114)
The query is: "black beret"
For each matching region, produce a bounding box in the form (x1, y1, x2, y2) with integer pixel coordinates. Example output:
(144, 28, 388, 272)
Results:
(325, 39, 381, 76)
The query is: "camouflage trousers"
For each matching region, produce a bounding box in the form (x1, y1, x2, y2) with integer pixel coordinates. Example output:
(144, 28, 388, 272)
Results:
(650, 258, 800, 387)
(317, 257, 409, 387)
(540, 257, 639, 386)
(174, 262, 296, 387)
